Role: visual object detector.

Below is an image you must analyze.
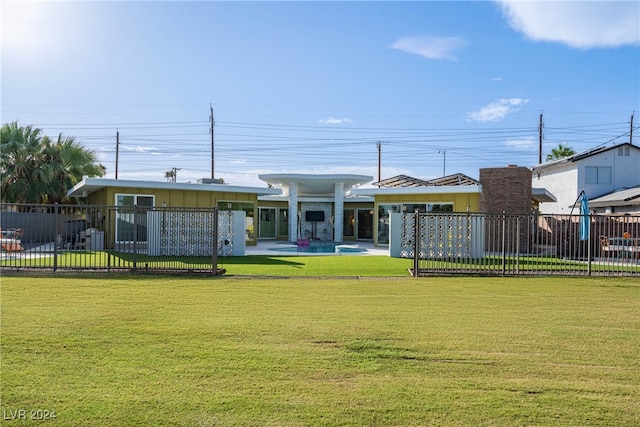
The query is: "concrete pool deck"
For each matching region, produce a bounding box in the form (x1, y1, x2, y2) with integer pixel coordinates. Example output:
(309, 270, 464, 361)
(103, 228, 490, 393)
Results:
(246, 241, 389, 256)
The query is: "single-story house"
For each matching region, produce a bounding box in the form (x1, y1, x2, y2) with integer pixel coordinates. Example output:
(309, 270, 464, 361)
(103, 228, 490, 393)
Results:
(68, 166, 557, 249)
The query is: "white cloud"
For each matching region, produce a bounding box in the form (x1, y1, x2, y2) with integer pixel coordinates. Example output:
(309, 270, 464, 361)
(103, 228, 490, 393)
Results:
(318, 117, 353, 125)
(390, 36, 468, 60)
(467, 98, 529, 122)
(504, 137, 536, 151)
(122, 145, 160, 153)
(497, 1, 640, 49)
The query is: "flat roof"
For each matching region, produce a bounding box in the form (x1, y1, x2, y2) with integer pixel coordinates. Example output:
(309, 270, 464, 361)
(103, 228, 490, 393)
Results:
(67, 178, 282, 198)
(259, 173, 373, 196)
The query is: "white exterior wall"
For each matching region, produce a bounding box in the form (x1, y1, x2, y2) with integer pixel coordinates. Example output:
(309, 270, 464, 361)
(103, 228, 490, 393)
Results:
(334, 182, 344, 242)
(288, 182, 298, 242)
(534, 168, 578, 214)
(578, 148, 640, 198)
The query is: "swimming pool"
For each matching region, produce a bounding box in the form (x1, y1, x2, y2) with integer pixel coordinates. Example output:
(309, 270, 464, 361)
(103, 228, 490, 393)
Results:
(268, 242, 366, 254)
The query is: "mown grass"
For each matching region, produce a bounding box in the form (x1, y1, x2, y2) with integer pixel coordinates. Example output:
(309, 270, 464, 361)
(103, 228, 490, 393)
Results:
(2, 276, 639, 426)
(1, 253, 415, 276)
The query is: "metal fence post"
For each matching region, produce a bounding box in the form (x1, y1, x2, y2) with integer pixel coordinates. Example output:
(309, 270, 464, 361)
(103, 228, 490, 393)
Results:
(516, 216, 520, 275)
(53, 203, 59, 272)
(132, 204, 138, 273)
(212, 207, 218, 275)
(413, 209, 420, 277)
(501, 212, 506, 276)
(587, 214, 592, 276)
(107, 208, 112, 270)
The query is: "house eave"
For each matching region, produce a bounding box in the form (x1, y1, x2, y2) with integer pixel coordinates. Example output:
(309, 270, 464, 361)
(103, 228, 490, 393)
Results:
(67, 178, 282, 198)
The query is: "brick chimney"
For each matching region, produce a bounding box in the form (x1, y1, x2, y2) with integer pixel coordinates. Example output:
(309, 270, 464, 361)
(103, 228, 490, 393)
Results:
(479, 166, 532, 214)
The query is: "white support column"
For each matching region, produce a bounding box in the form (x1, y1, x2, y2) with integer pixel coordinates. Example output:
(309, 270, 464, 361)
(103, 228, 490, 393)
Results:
(288, 182, 298, 242)
(334, 182, 344, 242)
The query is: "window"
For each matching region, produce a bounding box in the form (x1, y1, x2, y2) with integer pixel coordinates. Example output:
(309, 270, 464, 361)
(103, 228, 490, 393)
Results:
(377, 204, 401, 244)
(343, 209, 355, 237)
(403, 203, 427, 213)
(115, 194, 154, 242)
(427, 203, 453, 213)
(278, 208, 288, 238)
(618, 146, 630, 156)
(585, 166, 612, 184)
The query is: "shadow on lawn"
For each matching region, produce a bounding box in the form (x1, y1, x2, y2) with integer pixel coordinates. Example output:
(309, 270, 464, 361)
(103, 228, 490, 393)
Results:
(112, 253, 305, 267)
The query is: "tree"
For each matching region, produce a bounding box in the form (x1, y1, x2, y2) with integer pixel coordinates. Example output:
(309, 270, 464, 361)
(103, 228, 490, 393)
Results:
(164, 169, 176, 182)
(1, 122, 105, 204)
(546, 143, 576, 161)
(44, 133, 107, 203)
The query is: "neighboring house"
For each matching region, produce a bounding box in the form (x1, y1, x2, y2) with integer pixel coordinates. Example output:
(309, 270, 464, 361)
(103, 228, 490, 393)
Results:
(587, 185, 640, 214)
(532, 143, 640, 214)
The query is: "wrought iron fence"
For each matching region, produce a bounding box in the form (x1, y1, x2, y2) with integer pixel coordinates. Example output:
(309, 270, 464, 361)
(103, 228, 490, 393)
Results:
(403, 212, 640, 277)
(0, 203, 230, 274)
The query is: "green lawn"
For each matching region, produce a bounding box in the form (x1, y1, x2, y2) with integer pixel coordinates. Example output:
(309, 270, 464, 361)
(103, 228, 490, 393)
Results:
(4, 252, 638, 276)
(1, 276, 639, 426)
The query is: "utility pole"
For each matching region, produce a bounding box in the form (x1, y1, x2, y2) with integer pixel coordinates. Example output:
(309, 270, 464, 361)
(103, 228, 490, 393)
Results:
(438, 150, 446, 177)
(171, 167, 181, 183)
(210, 103, 215, 179)
(115, 129, 119, 179)
(377, 142, 381, 184)
(630, 112, 634, 145)
(538, 112, 543, 164)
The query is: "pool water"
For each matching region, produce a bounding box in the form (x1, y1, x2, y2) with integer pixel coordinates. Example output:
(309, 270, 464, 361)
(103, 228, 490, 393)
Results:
(268, 242, 366, 254)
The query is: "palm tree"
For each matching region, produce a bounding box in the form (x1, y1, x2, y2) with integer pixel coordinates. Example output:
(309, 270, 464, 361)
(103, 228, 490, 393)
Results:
(0, 122, 49, 203)
(1, 122, 105, 204)
(546, 143, 576, 161)
(164, 169, 176, 182)
(44, 134, 106, 203)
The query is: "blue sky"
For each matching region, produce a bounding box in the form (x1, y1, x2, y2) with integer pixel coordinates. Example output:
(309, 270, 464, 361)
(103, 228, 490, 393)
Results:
(2, 1, 639, 187)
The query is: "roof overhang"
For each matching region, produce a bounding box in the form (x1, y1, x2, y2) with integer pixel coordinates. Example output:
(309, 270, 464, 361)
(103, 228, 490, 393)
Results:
(586, 185, 640, 208)
(67, 178, 282, 198)
(532, 187, 557, 203)
(258, 194, 375, 203)
(350, 185, 482, 196)
(259, 173, 373, 197)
